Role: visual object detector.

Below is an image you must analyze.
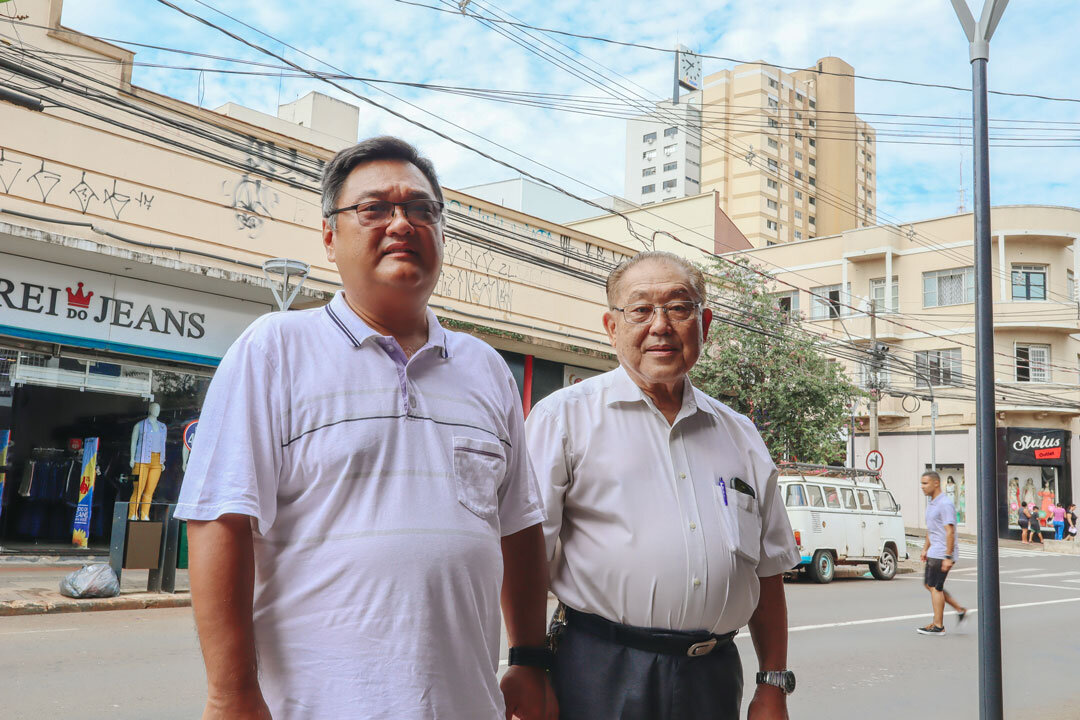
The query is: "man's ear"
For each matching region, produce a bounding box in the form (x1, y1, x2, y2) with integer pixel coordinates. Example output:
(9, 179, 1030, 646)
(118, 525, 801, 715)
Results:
(322, 219, 336, 262)
(701, 306, 713, 340)
(602, 310, 618, 348)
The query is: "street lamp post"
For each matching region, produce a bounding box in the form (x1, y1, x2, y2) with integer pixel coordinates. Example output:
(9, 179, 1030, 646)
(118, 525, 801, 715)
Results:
(949, 1, 1009, 718)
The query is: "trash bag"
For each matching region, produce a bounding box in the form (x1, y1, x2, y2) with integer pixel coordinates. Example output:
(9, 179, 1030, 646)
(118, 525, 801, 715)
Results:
(59, 563, 120, 599)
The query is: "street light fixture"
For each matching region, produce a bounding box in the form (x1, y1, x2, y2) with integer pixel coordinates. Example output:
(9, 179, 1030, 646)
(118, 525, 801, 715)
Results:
(261, 258, 310, 312)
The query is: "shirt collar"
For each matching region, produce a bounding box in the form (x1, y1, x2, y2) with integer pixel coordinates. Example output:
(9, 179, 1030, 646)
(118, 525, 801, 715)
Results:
(606, 365, 720, 421)
(324, 291, 451, 359)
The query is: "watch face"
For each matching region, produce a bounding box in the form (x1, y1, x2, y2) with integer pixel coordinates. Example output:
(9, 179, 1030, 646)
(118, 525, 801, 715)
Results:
(782, 671, 796, 694)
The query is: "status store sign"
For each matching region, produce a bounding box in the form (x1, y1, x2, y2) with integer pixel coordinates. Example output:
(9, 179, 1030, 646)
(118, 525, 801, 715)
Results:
(0, 252, 269, 364)
(1006, 428, 1066, 466)
(72, 437, 98, 548)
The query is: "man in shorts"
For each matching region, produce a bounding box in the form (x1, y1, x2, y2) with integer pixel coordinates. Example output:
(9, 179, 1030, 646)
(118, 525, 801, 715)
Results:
(918, 470, 967, 636)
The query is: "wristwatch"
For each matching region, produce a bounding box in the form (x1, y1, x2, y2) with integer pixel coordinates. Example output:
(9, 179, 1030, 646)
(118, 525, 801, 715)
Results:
(756, 670, 796, 695)
(508, 646, 553, 671)
(944, 554, 954, 560)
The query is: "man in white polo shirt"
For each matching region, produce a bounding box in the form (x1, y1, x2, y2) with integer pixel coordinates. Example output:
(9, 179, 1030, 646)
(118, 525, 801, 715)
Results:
(526, 251, 799, 720)
(177, 137, 552, 719)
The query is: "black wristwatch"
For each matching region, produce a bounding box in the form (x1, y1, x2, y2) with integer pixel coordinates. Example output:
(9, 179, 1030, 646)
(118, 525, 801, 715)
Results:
(756, 670, 796, 695)
(508, 646, 553, 671)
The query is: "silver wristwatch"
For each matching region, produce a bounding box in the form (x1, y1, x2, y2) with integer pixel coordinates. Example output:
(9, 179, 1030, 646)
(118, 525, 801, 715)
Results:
(756, 670, 796, 695)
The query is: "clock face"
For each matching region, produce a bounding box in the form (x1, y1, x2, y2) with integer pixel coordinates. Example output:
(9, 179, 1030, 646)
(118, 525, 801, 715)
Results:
(678, 51, 702, 90)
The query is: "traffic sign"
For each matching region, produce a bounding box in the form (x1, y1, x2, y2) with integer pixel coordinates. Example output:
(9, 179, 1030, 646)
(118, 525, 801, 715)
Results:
(866, 450, 884, 472)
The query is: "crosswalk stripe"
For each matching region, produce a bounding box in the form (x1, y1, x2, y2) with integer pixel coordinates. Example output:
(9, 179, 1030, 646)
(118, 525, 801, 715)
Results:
(1021, 571, 1080, 579)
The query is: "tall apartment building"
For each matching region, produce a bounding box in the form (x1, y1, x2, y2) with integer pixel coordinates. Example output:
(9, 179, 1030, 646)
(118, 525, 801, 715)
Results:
(623, 96, 703, 207)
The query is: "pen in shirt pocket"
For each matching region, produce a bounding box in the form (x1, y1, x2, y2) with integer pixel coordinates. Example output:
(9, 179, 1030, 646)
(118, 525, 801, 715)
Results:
(718, 477, 728, 505)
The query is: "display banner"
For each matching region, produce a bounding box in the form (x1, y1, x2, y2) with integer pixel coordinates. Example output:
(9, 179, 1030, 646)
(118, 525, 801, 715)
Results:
(0, 252, 270, 364)
(72, 437, 98, 548)
(0, 430, 9, 520)
(1006, 428, 1068, 466)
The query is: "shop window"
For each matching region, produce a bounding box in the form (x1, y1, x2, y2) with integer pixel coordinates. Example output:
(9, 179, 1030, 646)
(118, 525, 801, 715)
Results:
(923, 266, 975, 307)
(936, 465, 967, 525)
(1015, 344, 1050, 382)
(1011, 265, 1047, 301)
(785, 484, 807, 507)
(915, 348, 962, 387)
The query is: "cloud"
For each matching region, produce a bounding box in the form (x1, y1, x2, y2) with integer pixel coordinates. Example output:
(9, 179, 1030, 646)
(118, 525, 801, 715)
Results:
(53, 0, 1080, 228)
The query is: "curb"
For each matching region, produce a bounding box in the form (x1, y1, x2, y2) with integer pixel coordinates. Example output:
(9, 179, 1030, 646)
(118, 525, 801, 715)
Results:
(0, 589, 191, 617)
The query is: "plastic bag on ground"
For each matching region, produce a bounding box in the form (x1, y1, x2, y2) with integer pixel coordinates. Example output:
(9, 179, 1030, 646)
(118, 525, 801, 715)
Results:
(59, 563, 121, 599)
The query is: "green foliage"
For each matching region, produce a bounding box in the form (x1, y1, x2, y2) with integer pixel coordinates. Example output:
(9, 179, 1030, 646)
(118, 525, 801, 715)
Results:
(690, 258, 863, 464)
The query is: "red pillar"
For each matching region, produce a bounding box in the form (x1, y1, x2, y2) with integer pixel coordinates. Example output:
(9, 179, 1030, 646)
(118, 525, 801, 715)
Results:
(522, 354, 534, 418)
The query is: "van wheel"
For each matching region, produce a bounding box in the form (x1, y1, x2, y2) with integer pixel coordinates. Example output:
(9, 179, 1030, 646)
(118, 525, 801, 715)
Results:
(870, 547, 897, 581)
(808, 550, 835, 584)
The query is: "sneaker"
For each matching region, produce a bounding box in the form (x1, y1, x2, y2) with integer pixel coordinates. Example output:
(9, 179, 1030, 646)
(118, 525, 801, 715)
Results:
(957, 610, 967, 625)
(916, 624, 946, 636)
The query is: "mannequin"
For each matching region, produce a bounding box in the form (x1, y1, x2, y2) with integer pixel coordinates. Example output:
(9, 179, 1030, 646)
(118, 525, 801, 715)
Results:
(129, 402, 167, 520)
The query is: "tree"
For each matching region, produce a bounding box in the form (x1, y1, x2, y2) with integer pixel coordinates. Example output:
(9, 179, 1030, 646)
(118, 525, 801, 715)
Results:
(691, 258, 863, 465)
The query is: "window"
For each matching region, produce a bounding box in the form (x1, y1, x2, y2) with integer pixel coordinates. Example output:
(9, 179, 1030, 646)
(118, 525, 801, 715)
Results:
(809, 197, 816, 206)
(768, 96, 779, 109)
(794, 210, 802, 220)
(766, 220, 778, 231)
(769, 118, 779, 128)
(767, 199, 778, 210)
(773, 290, 799, 318)
(823, 487, 841, 509)
(767, 178, 778, 190)
(857, 490, 873, 510)
(686, 176, 698, 185)
(865, 152, 873, 163)
(866, 171, 873, 182)
(643, 131, 656, 143)
(642, 167, 656, 177)
(663, 144, 677, 156)
(809, 176, 816, 186)
(809, 138, 816, 147)
(1070, 269, 1076, 300)
(916, 348, 963, 387)
(870, 276, 899, 313)
(767, 158, 779, 171)
(641, 184, 655, 194)
(809, 119, 816, 128)
(794, 170, 803, 180)
(768, 138, 779, 149)
(794, 230, 803, 240)
(795, 190, 802, 200)
(785, 484, 807, 507)
(1016, 344, 1050, 382)
(866, 188, 872, 199)
(662, 179, 677, 190)
(795, 111, 802, 121)
(807, 485, 825, 508)
(663, 161, 677, 172)
(1011, 265, 1047, 301)
(809, 99, 817, 109)
(924, 267, 975, 307)
(809, 215, 816, 225)
(809, 158, 816, 167)
(795, 151, 803, 160)
(663, 126, 678, 138)
(642, 149, 656, 161)
(840, 488, 857, 510)
(811, 283, 848, 319)
(874, 490, 898, 512)
(768, 77, 779, 89)
(794, 131, 802, 140)
(795, 92, 804, 103)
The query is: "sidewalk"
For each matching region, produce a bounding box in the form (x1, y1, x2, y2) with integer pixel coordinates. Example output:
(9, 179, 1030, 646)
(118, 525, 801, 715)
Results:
(0, 559, 190, 617)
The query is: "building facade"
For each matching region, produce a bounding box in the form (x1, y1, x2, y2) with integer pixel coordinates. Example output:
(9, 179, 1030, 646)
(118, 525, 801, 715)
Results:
(622, 95, 703, 207)
(740, 206, 1080, 539)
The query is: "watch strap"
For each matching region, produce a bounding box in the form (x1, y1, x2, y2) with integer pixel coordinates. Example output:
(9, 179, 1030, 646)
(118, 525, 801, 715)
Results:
(755, 670, 796, 695)
(508, 645, 553, 670)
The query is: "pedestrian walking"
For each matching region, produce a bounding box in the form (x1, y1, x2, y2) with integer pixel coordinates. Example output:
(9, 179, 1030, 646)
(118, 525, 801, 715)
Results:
(176, 137, 552, 719)
(918, 470, 967, 636)
(526, 251, 800, 720)
(1030, 506, 1044, 544)
(1019, 501, 1030, 543)
(1051, 502, 1068, 540)
(1066, 503, 1077, 541)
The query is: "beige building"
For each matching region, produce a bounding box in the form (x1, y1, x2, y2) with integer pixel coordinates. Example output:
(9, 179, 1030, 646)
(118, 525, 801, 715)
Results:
(698, 57, 876, 247)
(740, 206, 1080, 539)
(0, 0, 625, 550)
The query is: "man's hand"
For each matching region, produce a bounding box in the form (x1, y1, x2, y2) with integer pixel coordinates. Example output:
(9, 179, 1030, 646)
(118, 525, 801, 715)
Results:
(500, 665, 551, 720)
(747, 684, 789, 720)
(920, 550, 928, 562)
(202, 688, 272, 720)
(941, 558, 954, 572)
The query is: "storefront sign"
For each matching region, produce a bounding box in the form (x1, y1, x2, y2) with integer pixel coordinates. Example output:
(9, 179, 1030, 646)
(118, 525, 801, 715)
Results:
(0, 430, 9, 521)
(72, 437, 98, 548)
(1006, 428, 1067, 466)
(0, 252, 270, 364)
(563, 365, 602, 387)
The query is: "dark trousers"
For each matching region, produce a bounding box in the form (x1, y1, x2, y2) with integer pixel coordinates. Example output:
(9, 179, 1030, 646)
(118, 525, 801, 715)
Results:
(551, 617, 743, 720)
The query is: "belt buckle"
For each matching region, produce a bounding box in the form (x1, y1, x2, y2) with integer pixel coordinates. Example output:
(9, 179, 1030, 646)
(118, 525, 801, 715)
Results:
(686, 638, 718, 657)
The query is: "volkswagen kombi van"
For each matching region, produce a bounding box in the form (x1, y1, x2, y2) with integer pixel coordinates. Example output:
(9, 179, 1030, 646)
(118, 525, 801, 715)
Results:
(778, 463, 907, 584)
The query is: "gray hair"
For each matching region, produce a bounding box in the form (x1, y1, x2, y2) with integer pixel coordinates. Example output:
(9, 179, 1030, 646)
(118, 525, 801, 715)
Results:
(605, 251, 707, 307)
(321, 136, 443, 229)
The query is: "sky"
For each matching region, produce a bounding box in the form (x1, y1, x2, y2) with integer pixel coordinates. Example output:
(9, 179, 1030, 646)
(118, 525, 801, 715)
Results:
(25, 0, 1080, 227)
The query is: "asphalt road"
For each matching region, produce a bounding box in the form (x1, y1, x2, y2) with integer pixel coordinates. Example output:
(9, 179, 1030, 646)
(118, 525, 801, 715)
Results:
(1, 541, 1078, 719)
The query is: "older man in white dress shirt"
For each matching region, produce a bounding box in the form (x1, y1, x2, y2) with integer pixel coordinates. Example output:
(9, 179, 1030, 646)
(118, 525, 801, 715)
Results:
(525, 251, 799, 720)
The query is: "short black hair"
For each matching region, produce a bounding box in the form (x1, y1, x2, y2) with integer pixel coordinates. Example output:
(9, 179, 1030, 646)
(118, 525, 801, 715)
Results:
(921, 470, 941, 483)
(321, 136, 443, 229)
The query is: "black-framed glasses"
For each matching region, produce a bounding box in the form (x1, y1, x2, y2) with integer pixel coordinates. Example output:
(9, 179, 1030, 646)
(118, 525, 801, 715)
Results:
(611, 301, 701, 324)
(326, 198, 445, 227)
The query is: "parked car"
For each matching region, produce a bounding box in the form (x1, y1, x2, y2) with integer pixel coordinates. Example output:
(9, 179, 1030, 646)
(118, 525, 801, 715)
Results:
(778, 463, 908, 584)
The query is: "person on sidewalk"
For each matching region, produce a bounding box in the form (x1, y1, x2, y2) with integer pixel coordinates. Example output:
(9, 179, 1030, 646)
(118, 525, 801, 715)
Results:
(1030, 506, 1044, 544)
(1019, 501, 1031, 543)
(176, 137, 552, 720)
(1051, 502, 1068, 541)
(918, 470, 967, 636)
(526, 251, 800, 720)
(1066, 503, 1078, 541)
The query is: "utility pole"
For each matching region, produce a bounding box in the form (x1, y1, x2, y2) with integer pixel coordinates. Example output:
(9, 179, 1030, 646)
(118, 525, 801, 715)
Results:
(869, 309, 880, 453)
(950, 2, 1009, 718)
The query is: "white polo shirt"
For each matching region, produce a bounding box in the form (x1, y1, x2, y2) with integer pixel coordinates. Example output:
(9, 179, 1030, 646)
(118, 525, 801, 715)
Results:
(525, 366, 799, 634)
(176, 291, 544, 720)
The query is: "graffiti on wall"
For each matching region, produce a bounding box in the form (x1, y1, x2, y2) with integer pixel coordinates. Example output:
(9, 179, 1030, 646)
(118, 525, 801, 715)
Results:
(222, 174, 279, 238)
(437, 241, 514, 311)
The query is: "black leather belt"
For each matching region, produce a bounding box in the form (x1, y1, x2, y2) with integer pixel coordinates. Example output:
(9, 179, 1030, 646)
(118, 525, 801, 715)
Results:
(565, 607, 736, 658)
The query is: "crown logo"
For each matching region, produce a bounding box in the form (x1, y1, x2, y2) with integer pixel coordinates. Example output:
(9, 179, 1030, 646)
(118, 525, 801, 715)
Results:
(66, 282, 94, 309)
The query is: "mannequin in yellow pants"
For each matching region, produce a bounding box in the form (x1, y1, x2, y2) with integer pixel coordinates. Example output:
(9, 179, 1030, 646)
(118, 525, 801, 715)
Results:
(129, 451, 163, 521)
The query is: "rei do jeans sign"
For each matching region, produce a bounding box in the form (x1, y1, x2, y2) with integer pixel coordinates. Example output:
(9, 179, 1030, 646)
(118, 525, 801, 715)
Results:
(0, 252, 270, 365)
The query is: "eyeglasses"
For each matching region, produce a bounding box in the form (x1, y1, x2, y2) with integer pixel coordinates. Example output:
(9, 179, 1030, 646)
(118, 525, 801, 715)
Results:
(326, 198, 445, 227)
(611, 301, 701, 324)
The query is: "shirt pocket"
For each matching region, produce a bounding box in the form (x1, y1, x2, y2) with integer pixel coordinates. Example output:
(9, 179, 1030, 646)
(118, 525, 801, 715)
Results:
(452, 436, 505, 521)
(731, 491, 762, 563)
